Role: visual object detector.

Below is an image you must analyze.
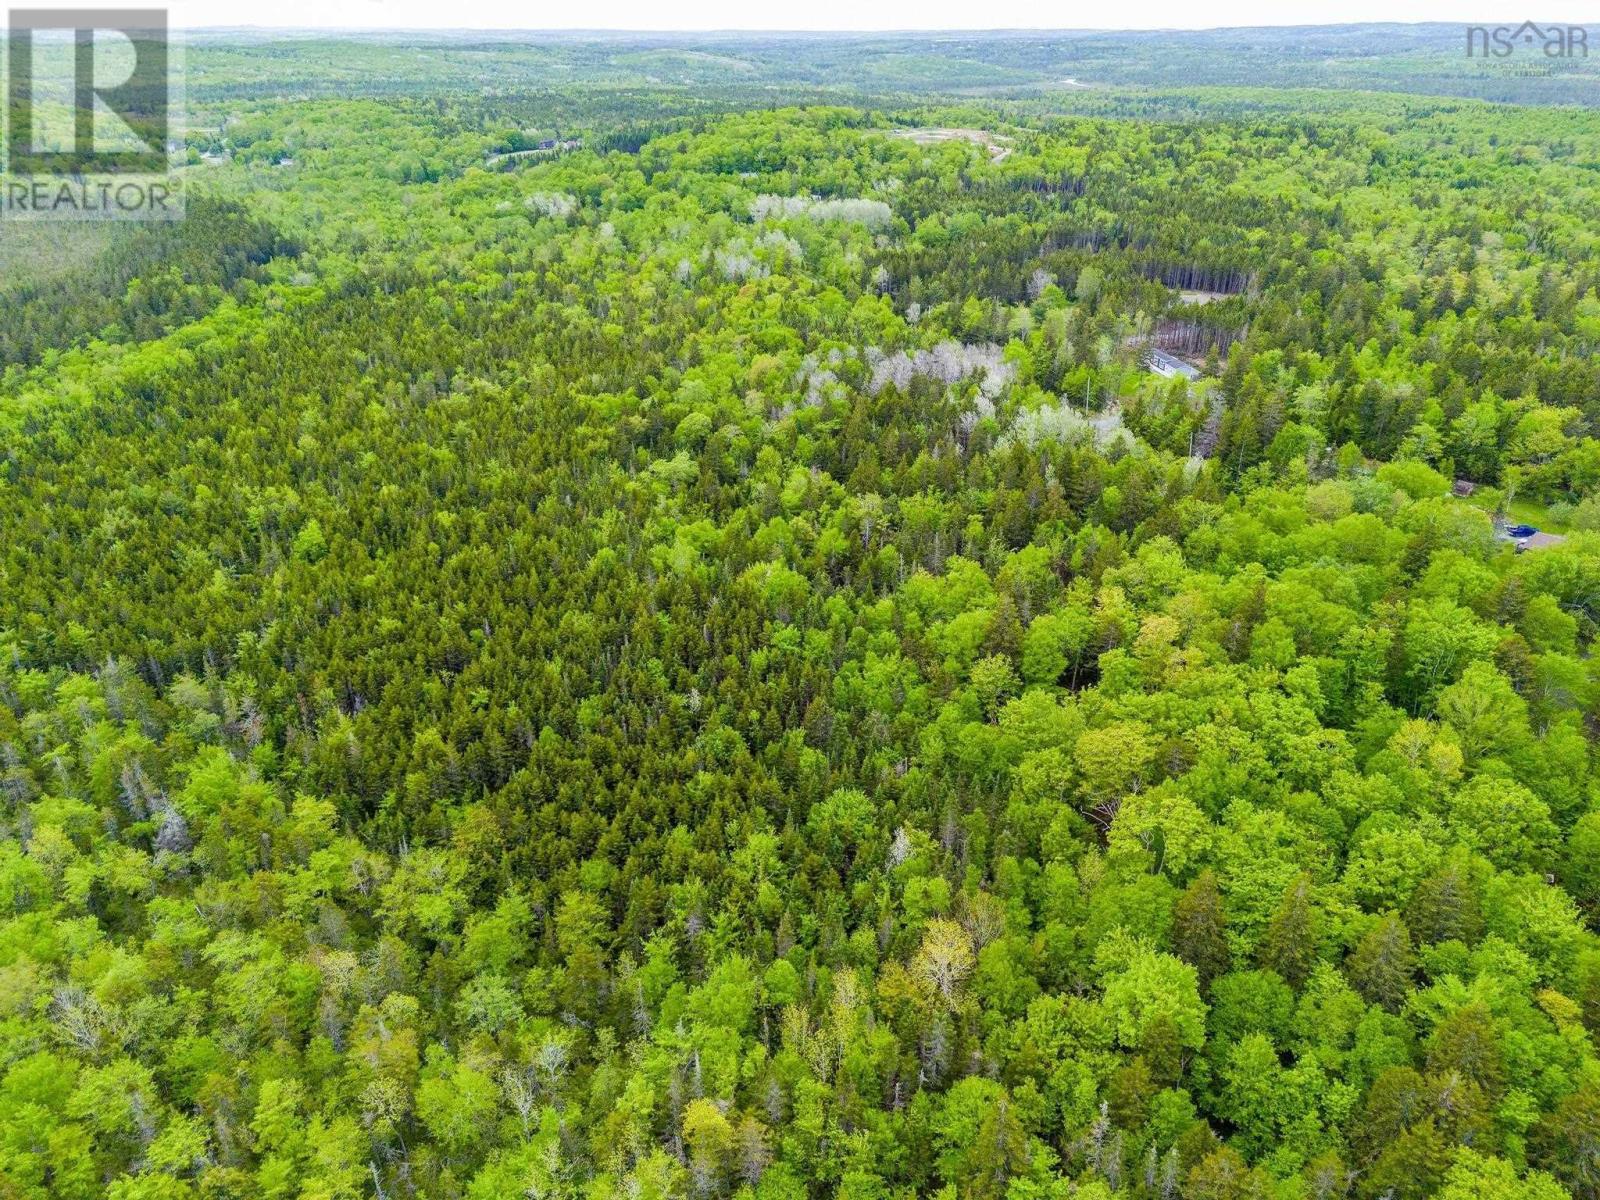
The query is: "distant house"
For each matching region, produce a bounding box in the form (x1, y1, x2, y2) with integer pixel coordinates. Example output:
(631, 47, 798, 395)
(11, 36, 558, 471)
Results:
(1452, 479, 1476, 497)
(1516, 531, 1567, 552)
(1147, 349, 1201, 381)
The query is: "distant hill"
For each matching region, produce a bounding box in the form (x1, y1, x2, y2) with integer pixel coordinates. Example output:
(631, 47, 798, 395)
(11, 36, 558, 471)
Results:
(179, 23, 1600, 106)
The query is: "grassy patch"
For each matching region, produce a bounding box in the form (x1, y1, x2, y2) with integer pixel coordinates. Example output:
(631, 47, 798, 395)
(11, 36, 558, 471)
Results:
(1459, 491, 1572, 534)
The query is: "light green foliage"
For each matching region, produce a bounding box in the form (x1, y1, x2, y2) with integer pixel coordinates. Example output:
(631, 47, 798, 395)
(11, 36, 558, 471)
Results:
(1099, 936, 1208, 1050)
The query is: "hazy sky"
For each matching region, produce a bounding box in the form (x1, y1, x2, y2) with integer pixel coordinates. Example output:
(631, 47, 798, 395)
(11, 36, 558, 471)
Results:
(172, 1, 1600, 31)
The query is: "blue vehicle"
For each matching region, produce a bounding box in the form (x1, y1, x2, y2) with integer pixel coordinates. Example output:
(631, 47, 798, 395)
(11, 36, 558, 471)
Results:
(1506, 523, 1538, 538)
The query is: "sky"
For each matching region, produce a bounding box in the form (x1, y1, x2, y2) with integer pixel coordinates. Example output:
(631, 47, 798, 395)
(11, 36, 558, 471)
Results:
(168, 1, 1600, 31)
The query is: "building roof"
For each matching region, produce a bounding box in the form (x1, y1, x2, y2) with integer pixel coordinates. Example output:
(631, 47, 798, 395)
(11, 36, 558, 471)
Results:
(1147, 349, 1201, 380)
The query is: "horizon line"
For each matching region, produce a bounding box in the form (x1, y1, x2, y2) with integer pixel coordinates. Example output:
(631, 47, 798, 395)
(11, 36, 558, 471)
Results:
(167, 18, 1557, 33)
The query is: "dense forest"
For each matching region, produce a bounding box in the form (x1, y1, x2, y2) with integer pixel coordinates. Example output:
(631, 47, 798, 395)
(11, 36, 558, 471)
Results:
(5, 29, 1600, 1200)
